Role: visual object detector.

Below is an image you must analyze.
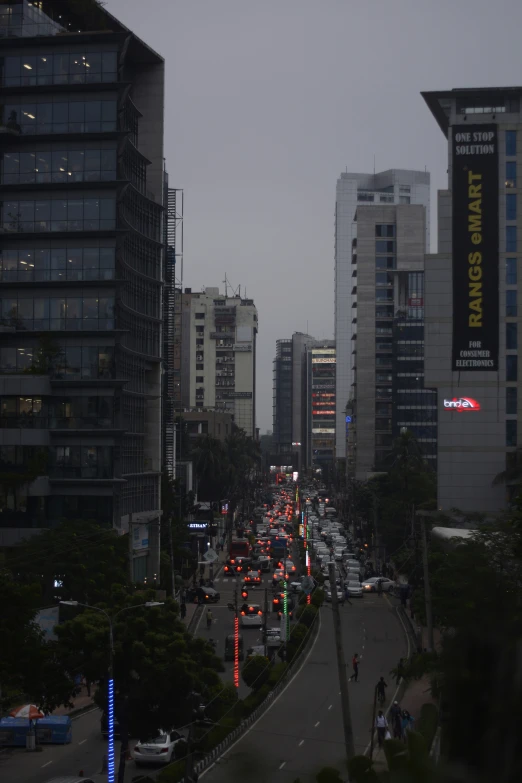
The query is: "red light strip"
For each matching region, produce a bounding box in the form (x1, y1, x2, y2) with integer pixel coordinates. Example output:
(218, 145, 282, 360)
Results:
(233, 615, 239, 688)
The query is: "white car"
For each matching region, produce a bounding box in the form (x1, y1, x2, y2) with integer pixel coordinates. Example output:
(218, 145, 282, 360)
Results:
(240, 603, 264, 627)
(325, 587, 344, 602)
(346, 581, 363, 598)
(133, 730, 185, 766)
(362, 577, 396, 593)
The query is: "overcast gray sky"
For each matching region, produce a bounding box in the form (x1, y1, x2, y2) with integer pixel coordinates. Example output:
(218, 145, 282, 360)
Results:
(107, 0, 522, 432)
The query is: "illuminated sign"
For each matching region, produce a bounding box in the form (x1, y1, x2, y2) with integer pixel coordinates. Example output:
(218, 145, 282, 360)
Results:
(312, 428, 335, 433)
(188, 522, 208, 529)
(292, 441, 301, 446)
(443, 397, 481, 411)
(292, 471, 299, 481)
(312, 357, 336, 364)
(311, 348, 335, 354)
(313, 409, 335, 414)
(346, 415, 352, 423)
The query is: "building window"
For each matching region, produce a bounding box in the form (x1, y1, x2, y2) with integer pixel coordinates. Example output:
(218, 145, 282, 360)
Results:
(507, 289, 517, 317)
(2, 100, 118, 135)
(506, 258, 517, 285)
(506, 161, 516, 188)
(375, 225, 395, 237)
(375, 240, 395, 253)
(376, 257, 396, 270)
(357, 192, 374, 202)
(507, 193, 517, 221)
(195, 312, 205, 319)
(196, 363, 204, 371)
(506, 130, 517, 156)
(506, 225, 517, 252)
(1, 149, 117, 185)
(0, 294, 114, 331)
(2, 52, 118, 87)
(1, 198, 116, 233)
(507, 355, 518, 382)
(506, 387, 518, 414)
(195, 325, 205, 333)
(507, 322, 518, 349)
(379, 194, 394, 203)
(196, 376, 204, 383)
(399, 195, 411, 204)
(506, 419, 517, 447)
(0, 246, 115, 282)
(196, 338, 204, 346)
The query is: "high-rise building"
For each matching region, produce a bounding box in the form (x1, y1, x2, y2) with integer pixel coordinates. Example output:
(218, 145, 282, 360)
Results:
(306, 340, 336, 475)
(272, 332, 314, 471)
(0, 0, 166, 580)
(348, 205, 436, 479)
(422, 86, 521, 512)
(334, 170, 430, 461)
(181, 288, 258, 436)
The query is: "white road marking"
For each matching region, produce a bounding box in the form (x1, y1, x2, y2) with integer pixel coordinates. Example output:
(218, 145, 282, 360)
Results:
(79, 739, 87, 745)
(298, 739, 305, 746)
(279, 761, 286, 769)
(41, 761, 53, 768)
(328, 704, 333, 710)
(314, 721, 320, 727)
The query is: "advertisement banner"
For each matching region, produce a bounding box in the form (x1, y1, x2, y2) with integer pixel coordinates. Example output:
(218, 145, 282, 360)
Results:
(452, 125, 498, 371)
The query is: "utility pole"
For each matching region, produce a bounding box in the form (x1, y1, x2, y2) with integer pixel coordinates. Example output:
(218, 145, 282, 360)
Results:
(328, 561, 355, 764)
(368, 685, 378, 762)
(372, 493, 379, 573)
(263, 587, 268, 657)
(418, 511, 434, 651)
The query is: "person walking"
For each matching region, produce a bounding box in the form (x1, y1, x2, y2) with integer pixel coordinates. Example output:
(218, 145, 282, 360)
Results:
(390, 700, 402, 739)
(206, 608, 213, 629)
(349, 653, 360, 682)
(375, 711, 388, 747)
(401, 709, 415, 739)
(377, 578, 383, 596)
(396, 657, 405, 684)
(180, 602, 187, 621)
(376, 676, 388, 704)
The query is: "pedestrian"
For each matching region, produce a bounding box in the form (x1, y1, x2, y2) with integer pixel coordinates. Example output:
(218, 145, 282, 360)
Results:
(390, 700, 402, 739)
(375, 710, 388, 747)
(377, 578, 383, 596)
(396, 657, 405, 684)
(401, 709, 415, 739)
(206, 608, 213, 629)
(376, 676, 388, 704)
(349, 653, 360, 682)
(180, 602, 187, 620)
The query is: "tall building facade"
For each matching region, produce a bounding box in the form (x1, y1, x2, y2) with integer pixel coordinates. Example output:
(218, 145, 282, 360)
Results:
(0, 0, 165, 581)
(181, 288, 258, 437)
(422, 86, 522, 512)
(335, 169, 430, 460)
(349, 205, 436, 479)
(306, 340, 336, 474)
(272, 331, 314, 470)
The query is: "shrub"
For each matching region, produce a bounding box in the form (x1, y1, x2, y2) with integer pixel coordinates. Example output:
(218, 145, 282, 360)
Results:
(267, 661, 288, 686)
(296, 604, 318, 627)
(316, 767, 343, 783)
(311, 587, 325, 608)
(173, 739, 187, 759)
(242, 683, 272, 715)
(286, 622, 308, 662)
(196, 714, 240, 753)
(156, 760, 185, 782)
(241, 655, 270, 690)
(417, 702, 439, 751)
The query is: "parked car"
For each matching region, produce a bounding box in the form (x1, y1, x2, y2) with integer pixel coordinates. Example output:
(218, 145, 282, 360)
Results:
(132, 730, 185, 766)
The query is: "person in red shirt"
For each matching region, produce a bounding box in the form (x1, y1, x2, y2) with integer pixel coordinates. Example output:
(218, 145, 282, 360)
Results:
(349, 653, 360, 682)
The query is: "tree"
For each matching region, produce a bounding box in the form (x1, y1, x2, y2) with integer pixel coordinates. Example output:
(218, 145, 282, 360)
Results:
(0, 570, 75, 713)
(55, 594, 224, 742)
(241, 655, 270, 690)
(10, 518, 130, 605)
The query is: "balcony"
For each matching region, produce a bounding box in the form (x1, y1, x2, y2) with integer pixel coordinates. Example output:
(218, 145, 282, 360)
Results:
(214, 306, 236, 315)
(210, 332, 235, 339)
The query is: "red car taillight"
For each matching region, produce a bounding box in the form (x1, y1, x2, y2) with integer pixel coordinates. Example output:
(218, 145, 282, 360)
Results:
(160, 748, 169, 753)
(258, 610, 262, 615)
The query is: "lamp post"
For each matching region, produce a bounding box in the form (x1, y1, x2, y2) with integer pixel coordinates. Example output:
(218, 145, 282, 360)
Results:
(60, 600, 164, 783)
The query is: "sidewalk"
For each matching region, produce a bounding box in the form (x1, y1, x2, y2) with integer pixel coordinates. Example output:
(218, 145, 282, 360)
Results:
(180, 545, 228, 629)
(52, 685, 96, 717)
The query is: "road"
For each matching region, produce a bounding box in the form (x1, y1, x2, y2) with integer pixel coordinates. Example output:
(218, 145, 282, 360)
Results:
(193, 565, 298, 699)
(200, 593, 407, 783)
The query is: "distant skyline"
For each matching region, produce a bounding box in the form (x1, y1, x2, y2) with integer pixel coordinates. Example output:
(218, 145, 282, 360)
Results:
(107, 0, 522, 431)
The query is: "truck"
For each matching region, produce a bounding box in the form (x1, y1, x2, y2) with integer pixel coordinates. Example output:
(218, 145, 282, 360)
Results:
(229, 539, 251, 559)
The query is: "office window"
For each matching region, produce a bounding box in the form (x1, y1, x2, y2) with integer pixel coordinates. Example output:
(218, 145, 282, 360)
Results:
(376, 257, 395, 270)
(507, 355, 518, 381)
(506, 258, 517, 285)
(1, 149, 117, 185)
(506, 420, 517, 447)
(506, 161, 516, 188)
(2, 52, 118, 87)
(506, 225, 517, 252)
(196, 363, 204, 371)
(0, 246, 115, 282)
(507, 193, 517, 221)
(507, 322, 518, 349)
(506, 387, 518, 414)
(196, 376, 204, 383)
(506, 130, 517, 156)
(507, 290, 517, 317)
(1, 198, 116, 233)
(399, 195, 411, 204)
(375, 240, 395, 253)
(2, 100, 118, 135)
(375, 272, 394, 287)
(357, 192, 374, 202)
(375, 225, 395, 237)
(195, 312, 205, 319)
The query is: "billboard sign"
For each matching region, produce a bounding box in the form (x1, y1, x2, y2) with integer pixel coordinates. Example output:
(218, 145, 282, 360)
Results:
(443, 396, 481, 411)
(452, 125, 498, 371)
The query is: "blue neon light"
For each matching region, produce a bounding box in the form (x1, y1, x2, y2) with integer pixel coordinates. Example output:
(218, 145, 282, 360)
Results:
(345, 415, 352, 423)
(107, 677, 115, 783)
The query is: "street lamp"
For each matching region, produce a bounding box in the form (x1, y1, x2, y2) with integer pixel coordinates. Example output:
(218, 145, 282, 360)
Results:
(60, 600, 164, 783)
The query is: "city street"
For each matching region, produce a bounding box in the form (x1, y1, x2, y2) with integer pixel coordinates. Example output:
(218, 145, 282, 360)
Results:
(201, 592, 407, 783)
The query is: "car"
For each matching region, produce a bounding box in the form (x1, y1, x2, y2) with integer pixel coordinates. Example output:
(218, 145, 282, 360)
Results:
(362, 577, 396, 593)
(200, 586, 220, 603)
(284, 559, 297, 575)
(243, 571, 262, 587)
(272, 592, 295, 613)
(132, 730, 185, 766)
(256, 555, 272, 572)
(240, 603, 263, 627)
(272, 568, 286, 585)
(346, 581, 363, 598)
(325, 588, 344, 602)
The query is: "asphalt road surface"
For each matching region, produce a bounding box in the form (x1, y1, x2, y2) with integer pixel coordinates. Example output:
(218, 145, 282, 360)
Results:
(200, 593, 407, 783)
